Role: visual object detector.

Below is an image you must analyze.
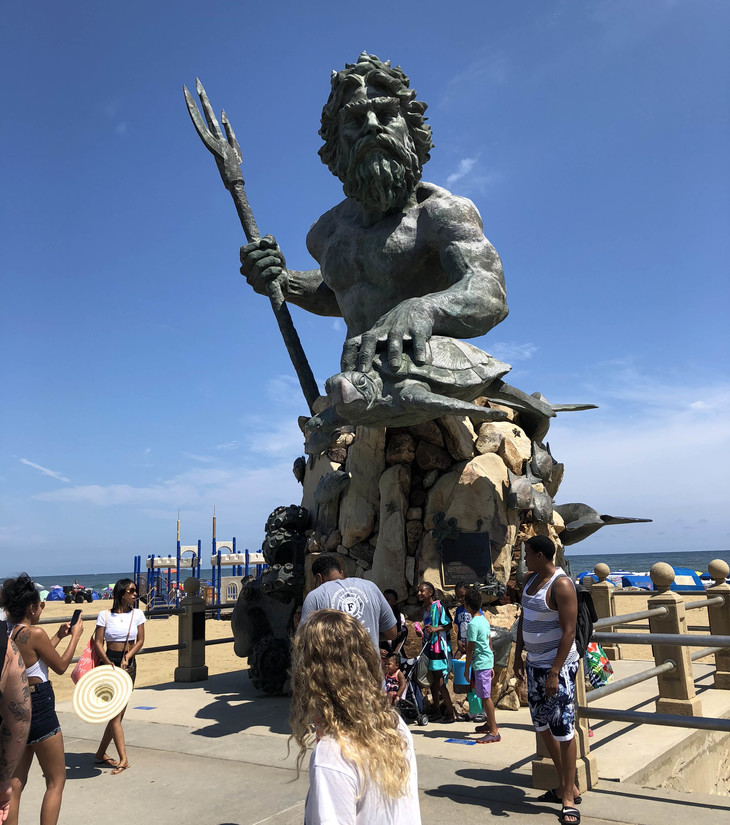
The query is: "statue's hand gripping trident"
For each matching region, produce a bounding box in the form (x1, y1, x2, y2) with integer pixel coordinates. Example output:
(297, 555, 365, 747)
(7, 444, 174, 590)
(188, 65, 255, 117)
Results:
(184, 79, 319, 413)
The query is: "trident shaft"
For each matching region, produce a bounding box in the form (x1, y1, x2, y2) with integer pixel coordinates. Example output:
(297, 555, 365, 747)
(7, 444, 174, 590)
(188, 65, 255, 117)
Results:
(184, 79, 319, 414)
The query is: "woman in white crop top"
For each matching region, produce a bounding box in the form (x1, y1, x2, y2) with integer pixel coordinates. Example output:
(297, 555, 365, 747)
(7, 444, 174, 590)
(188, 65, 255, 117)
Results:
(1, 573, 84, 825)
(93, 578, 145, 774)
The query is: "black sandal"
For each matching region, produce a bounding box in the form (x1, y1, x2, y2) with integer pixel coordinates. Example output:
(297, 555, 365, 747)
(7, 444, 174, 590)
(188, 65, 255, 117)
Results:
(537, 789, 582, 805)
(559, 806, 580, 825)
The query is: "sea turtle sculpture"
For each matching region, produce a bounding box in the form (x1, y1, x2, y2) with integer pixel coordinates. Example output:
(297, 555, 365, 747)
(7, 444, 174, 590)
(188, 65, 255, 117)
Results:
(304, 336, 560, 452)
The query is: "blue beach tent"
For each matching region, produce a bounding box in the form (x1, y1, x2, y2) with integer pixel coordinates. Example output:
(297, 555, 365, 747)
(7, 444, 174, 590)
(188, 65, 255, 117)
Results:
(669, 567, 704, 592)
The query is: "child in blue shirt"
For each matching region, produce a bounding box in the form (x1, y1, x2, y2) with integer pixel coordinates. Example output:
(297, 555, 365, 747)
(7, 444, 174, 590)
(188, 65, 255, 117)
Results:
(463, 587, 500, 743)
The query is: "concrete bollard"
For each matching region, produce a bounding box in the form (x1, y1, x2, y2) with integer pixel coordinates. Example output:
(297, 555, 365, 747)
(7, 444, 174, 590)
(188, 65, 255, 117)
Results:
(592, 563, 620, 661)
(706, 559, 730, 690)
(648, 563, 701, 715)
(174, 577, 209, 683)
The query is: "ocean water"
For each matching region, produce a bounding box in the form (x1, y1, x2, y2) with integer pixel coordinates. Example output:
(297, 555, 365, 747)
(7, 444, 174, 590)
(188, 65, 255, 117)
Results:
(565, 550, 727, 577)
(9, 569, 218, 594)
(16, 549, 728, 593)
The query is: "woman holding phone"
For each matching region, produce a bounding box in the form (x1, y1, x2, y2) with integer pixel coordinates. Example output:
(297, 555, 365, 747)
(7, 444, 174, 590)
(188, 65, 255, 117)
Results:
(1, 572, 84, 825)
(93, 578, 145, 774)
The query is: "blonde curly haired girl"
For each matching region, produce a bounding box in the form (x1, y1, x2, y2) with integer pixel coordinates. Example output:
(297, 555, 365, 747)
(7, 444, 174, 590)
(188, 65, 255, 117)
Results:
(290, 609, 421, 824)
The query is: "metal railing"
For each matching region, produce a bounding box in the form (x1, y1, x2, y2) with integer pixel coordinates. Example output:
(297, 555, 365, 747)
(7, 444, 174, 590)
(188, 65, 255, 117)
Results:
(576, 559, 730, 739)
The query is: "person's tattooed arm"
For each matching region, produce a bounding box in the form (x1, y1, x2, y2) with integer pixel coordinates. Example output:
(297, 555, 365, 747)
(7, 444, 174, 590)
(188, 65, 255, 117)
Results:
(0, 639, 31, 819)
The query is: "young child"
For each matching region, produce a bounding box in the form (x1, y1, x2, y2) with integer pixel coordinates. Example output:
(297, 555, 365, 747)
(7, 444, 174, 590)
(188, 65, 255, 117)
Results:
(463, 587, 500, 743)
(454, 582, 484, 720)
(384, 654, 407, 705)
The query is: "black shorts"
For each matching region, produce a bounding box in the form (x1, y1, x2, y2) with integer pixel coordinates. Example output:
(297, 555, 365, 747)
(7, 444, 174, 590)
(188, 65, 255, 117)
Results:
(28, 682, 61, 745)
(107, 649, 137, 685)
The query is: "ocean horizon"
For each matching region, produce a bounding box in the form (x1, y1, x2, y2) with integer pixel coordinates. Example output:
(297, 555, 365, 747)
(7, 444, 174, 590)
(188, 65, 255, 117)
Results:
(5, 548, 727, 594)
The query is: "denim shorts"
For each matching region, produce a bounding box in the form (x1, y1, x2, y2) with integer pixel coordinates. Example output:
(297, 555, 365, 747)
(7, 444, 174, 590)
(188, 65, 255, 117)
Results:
(28, 682, 61, 745)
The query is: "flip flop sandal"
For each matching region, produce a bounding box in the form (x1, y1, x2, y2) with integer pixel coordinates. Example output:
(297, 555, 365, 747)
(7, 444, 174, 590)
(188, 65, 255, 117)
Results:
(94, 756, 118, 767)
(476, 732, 501, 744)
(110, 765, 130, 775)
(559, 806, 581, 824)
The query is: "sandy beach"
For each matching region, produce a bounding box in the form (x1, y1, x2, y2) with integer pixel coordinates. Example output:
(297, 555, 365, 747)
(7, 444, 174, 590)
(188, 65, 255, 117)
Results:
(39, 599, 243, 703)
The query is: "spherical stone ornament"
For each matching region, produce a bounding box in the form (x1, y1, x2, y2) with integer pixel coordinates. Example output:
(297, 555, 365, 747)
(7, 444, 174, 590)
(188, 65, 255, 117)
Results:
(184, 577, 200, 596)
(708, 559, 730, 585)
(650, 562, 675, 591)
(73, 665, 133, 724)
(594, 563, 610, 582)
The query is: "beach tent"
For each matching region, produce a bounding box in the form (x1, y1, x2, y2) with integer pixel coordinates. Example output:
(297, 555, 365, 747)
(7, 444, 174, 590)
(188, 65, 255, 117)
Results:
(91, 591, 102, 600)
(46, 588, 65, 601)
(39, 590, 49, 601)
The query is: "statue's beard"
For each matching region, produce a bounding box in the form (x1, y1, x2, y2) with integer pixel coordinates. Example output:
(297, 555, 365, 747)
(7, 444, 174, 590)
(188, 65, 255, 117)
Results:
(338, 134, 421, 214)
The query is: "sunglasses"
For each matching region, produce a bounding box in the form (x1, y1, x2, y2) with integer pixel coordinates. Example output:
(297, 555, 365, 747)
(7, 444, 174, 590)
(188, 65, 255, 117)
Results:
(125, 588, 137, 594)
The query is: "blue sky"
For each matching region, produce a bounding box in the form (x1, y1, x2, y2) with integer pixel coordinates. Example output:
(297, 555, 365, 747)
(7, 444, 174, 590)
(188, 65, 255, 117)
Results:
(2, 0, 728, 574)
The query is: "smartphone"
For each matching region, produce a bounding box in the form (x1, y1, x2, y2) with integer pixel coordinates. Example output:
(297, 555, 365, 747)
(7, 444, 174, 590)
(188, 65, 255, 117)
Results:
(70, 609, 82, 627)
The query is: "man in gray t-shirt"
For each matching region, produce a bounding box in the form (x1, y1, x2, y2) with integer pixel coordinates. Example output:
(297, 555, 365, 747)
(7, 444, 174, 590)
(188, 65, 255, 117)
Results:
(300, 556, 397, 651)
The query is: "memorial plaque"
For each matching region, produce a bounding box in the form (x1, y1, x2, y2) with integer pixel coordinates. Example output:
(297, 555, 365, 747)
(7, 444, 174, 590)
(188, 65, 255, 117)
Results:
(440, 531, 492, 586)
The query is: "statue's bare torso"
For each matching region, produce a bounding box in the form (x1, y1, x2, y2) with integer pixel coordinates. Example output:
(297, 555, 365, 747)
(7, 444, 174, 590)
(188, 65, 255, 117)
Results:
(305, 181, 505, 341)
(307, 183, 454, 336)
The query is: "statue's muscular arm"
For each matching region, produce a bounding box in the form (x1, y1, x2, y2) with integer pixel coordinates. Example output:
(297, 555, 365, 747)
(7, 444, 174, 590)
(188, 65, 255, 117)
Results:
(239, 220, 341, 317)
(352, 192, 508, 371)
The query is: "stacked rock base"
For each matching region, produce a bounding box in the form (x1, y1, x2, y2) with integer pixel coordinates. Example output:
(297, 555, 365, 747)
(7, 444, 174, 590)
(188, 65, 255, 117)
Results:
(300, 396, 567, 605)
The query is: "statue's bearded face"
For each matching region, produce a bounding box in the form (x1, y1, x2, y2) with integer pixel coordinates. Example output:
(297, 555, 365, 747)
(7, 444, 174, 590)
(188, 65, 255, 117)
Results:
(335, 87, 421, 214)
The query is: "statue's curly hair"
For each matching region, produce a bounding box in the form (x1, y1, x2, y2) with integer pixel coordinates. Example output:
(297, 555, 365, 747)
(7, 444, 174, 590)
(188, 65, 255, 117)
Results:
(289, 609, 411, 800)
(319, 52, 433, 176)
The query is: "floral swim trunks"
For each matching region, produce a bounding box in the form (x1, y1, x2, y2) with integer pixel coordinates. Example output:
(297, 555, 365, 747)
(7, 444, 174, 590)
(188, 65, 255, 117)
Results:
(526, 658, 580, 742)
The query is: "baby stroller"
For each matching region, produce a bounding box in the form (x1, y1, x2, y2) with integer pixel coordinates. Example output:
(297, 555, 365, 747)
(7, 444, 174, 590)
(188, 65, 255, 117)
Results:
(394, 638, 430, 727)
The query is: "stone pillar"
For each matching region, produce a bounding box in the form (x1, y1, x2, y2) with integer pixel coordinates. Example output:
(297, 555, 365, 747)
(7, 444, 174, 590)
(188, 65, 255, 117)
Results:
(174, 577, 209, 683)
(648, 563, 701, 715)
(591, 563, 619, 661)
(706, 559, 730, 690)
(531, 663, 598, 791)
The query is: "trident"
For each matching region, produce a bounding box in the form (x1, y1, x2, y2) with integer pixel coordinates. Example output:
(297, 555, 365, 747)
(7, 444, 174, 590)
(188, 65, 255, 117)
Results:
(183, 79, 319, 414)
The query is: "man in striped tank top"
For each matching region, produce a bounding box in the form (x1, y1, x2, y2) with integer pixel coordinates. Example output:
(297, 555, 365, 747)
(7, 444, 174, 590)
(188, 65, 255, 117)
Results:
(515, 536, 581, 825)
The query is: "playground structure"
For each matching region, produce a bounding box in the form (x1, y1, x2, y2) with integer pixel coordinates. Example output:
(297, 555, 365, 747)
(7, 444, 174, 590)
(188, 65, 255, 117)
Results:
(133, 514, 268, 610)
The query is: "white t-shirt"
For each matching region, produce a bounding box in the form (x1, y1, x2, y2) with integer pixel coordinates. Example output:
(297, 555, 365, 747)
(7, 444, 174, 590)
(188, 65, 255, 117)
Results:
(96, 608, 146, 642)
(304, 716, 421, 825)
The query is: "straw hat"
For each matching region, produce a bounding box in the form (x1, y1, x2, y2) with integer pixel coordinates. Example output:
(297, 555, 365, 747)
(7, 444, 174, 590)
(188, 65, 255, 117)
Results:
(73, 665, 133, 723)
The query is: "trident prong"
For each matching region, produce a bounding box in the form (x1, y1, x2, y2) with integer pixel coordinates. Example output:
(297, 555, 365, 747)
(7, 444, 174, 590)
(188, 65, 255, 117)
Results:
(183, 78, 319, 413)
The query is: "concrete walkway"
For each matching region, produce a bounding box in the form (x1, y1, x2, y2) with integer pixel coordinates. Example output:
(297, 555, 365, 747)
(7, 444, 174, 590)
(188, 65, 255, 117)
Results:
(17, 662, 730, 824)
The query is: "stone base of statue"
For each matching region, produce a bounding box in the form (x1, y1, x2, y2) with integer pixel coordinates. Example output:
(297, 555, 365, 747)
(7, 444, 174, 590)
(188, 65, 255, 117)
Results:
(299, 394, 567, 605)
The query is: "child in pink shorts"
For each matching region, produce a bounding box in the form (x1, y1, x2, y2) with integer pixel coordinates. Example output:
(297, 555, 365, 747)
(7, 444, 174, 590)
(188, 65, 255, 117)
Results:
(463, 588, 500, 743)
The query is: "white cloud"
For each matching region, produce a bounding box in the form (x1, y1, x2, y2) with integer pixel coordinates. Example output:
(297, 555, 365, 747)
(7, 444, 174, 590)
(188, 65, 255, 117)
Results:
(264, 374, 307, 407)
(31, 461, 302, 552)
(182, 452, 216, 463)
(489, 341, 538, 363)
(332, 318, 345, 333)
(115, 122, 128, 136)
(215, 441, 240, 452)
(242, 415, 305, 458)
(19, 458, 71, 484)
(446, 158, 477, 187)
(546, 371, 730, 554)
